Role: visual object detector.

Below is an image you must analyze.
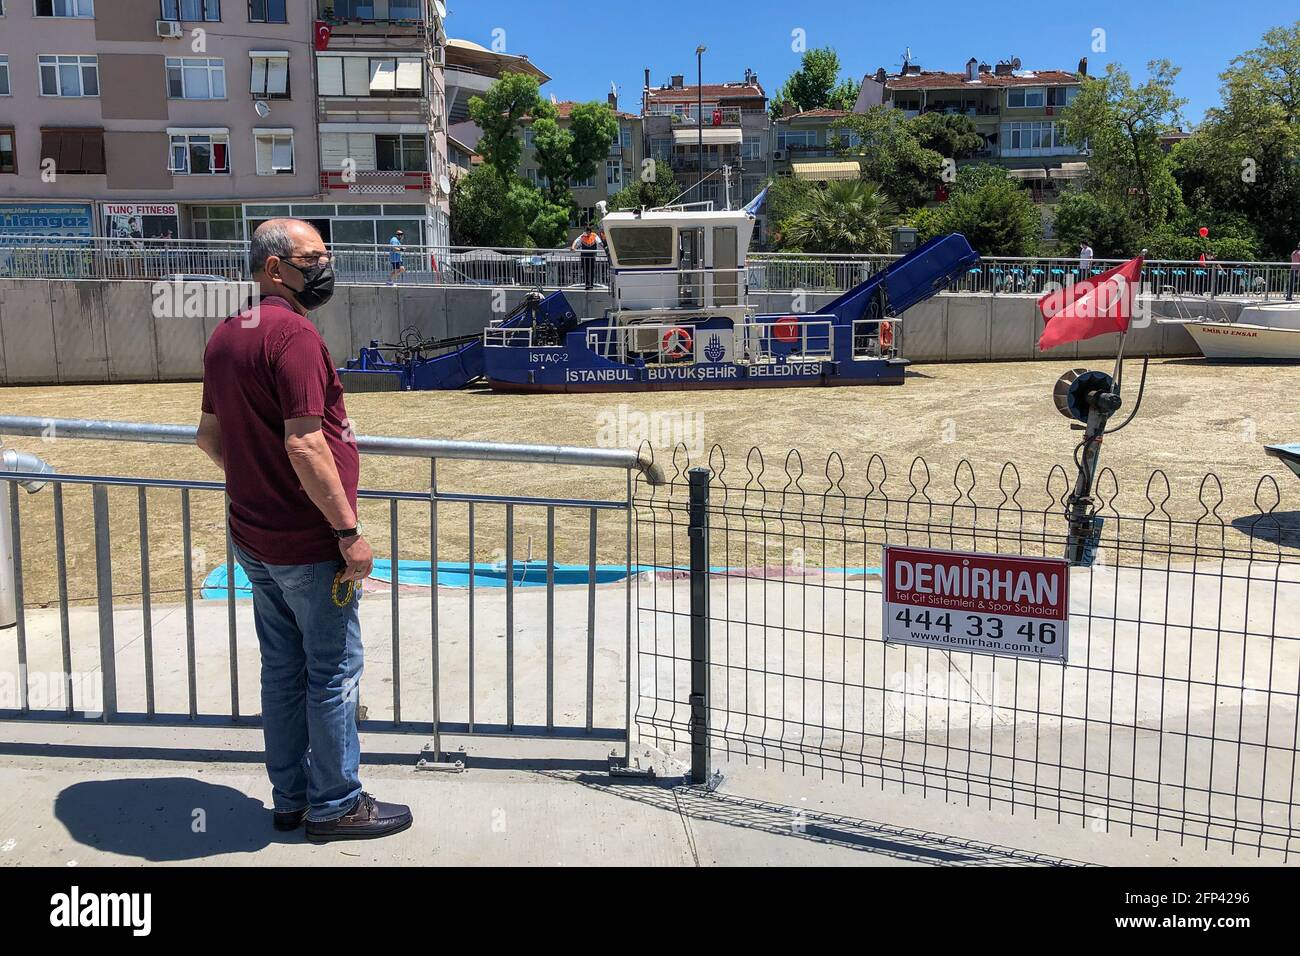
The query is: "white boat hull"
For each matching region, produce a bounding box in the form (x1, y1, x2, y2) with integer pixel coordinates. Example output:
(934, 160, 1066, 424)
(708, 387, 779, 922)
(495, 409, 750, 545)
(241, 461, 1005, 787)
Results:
(1185, 322, 1300, 360)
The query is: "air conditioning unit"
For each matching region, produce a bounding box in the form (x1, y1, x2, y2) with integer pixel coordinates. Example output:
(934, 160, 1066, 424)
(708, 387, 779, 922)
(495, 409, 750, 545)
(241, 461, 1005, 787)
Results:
(156, 19, 183, 38)
(772, 150, 785, 161)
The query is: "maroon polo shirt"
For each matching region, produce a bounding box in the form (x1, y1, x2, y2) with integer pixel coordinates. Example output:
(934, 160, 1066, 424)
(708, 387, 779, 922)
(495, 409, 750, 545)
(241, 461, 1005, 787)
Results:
(201, 295, 359, 565)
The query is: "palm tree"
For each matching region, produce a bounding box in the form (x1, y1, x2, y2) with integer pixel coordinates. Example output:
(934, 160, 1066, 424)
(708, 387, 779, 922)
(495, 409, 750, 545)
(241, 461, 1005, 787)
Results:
(779, 179, 897, 254)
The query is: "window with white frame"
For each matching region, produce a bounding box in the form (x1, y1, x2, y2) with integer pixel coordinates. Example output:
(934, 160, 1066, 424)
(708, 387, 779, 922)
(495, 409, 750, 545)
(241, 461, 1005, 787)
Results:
(524, 128, 535, 148)
(35, 0, 94, 16)
(1006, 86, 1045, 109)
(317, 55, 422, 97)
(1000, 121, 1070, 153)
(169, 130, 229, 174)
(0, 57, 9, 96)
(1046, 86, 1079, 107)
(829, 127, 862, 148)
(621, 127, 632, 149)
(0, 129, 15, 174)
(161, 0, 219, 19)
(249, 52, 289, 97)
(606, 159, 622, 188)
(570, 172, 596, 190)
(376, 133, 427, 171)
(320, 131, 376, 171)
(254, 130, 293, 175)
(775, 129, 816, 150)
(39, 55, 99, 97)
(166, 58, 225, 99)
(741, 135, 761, 161)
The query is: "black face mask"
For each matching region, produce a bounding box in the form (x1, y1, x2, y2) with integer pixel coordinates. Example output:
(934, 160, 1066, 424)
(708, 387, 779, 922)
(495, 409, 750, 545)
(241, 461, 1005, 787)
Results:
(280, 259, 336, 311)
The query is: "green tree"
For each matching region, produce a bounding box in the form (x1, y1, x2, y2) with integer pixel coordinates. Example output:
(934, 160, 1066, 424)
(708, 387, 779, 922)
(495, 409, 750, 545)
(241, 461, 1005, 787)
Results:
(449, 165, 569, 248)
(777, 179, 896, 254)
(1059, 61, 1186, 226)
(468, 72, 551, 180)
(532, 101, 620, 206)
(1051, 189, 1141, 258)
(608, 160, 680, 210)
(842, 107, 944, 210)
(915, 169, 1041, 256)
(908, 112, 983, 160)
(770, 47, 860, 117)
(1170, 21, 1300, 258)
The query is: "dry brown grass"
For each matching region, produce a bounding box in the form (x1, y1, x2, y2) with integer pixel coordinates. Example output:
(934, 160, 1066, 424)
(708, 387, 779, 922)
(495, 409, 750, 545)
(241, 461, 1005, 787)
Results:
(3, 356, 1299, 607)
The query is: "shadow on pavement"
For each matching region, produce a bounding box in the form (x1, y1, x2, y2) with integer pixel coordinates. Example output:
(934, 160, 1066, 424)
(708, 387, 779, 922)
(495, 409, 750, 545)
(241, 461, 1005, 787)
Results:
(553, 771, 1092, 867)
(53, 777, 285, 862)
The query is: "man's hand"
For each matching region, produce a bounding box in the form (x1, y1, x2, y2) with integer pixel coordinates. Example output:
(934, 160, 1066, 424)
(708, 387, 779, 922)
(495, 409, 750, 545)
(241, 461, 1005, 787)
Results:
(339, 534, 373, 582)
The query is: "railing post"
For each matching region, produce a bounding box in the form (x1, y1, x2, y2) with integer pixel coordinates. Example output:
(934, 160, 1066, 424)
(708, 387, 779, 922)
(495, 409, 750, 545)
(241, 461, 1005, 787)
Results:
(687, 466, 711, 785)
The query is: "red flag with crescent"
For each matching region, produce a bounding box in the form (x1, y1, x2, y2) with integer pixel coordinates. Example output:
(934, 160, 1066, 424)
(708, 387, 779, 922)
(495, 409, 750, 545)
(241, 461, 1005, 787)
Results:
(314, 21, 332, 51)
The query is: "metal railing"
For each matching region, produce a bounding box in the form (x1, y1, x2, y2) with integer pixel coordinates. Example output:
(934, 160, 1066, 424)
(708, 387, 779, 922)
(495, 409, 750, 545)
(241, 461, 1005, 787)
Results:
(632, 446, 1300, 858)
(0, 415, 663, 771)
(1, 234, 1297, 300)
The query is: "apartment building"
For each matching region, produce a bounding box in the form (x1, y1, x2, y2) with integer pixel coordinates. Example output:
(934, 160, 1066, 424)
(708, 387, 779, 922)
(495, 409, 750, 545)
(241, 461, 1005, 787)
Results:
(856, 55, 1089, 190)
(641, 68, 769, 226)
(312, 0, 450, 250)
(0, 0, 321, 242)
(518, 94, 642, 239)
(770, 108, 862, 182)
(0, 0, 450, 248)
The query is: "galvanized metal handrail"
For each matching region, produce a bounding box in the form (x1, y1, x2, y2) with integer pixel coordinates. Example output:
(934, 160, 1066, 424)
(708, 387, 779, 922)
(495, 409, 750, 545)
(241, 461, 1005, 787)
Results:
(0, 415, 666, 485)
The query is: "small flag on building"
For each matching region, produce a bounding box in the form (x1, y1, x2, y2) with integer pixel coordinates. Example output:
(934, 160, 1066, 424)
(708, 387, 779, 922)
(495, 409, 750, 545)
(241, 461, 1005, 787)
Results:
(1037, 255, 1144, 351)
(314, 21, 332, 51)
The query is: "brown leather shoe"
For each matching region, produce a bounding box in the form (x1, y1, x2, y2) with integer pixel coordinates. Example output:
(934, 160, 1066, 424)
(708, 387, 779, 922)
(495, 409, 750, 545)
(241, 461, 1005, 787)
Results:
(273, 807, 308, 831)
(305, 792, 412, 842)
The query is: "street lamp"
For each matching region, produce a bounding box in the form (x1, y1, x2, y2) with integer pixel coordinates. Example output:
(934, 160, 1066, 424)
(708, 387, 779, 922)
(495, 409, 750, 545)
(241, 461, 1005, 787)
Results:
(696, 45, 706, 204)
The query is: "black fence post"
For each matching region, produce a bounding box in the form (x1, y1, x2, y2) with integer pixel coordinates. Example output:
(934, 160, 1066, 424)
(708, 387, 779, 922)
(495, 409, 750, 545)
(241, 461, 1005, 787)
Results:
(687, 466, 710, 785)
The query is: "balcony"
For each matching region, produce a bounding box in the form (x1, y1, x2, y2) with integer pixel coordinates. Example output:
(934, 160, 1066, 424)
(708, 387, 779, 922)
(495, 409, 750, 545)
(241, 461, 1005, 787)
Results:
(318, 1, 427, 25)
(319, 169, 432, 195)
(318, 95, 432, 125)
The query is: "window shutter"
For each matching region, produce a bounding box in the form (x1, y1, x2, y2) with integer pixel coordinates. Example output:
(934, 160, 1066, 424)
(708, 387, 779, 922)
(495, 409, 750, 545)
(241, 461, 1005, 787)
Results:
(271, 137, 293, 171)
(350, 133, 376, 170)
(318, 57, 344, 96)
(320, 132, 349, 171)
(266, 58, 288, 96)
(343, 57, 369, 96)
(395, 58, 422, 91)
(255, 135, 273, 175)
(369, 59, 397, 94)
(82, 129, 105, 174)
(40, 129, 65, 170)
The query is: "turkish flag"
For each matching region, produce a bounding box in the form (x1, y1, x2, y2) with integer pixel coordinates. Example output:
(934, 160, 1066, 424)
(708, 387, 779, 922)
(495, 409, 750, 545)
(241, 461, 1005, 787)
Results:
(314, 21, 332, 51)
(1037, 255, 1144, 351)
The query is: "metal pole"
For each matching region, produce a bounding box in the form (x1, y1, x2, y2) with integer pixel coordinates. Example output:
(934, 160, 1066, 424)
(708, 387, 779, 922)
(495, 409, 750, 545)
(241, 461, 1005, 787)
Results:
(696, 46, 705, 205)
(687, 466, 710, 784)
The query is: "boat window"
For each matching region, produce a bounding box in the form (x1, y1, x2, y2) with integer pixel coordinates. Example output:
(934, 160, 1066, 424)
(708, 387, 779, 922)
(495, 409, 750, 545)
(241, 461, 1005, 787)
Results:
(607, 226, 674, 267)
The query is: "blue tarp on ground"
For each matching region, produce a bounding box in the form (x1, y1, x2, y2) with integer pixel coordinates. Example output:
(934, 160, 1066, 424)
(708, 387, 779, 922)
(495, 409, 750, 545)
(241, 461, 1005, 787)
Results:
(200, 561, 881, 600)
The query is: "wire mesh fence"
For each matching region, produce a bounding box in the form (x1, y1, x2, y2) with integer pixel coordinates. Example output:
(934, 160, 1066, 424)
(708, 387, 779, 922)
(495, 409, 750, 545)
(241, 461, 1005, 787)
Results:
(632, 445, 1300, 858)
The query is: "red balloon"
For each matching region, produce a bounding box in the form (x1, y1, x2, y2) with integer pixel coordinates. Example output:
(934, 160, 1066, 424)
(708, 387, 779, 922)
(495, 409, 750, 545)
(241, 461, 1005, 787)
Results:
(1198, 226, 1210, 237)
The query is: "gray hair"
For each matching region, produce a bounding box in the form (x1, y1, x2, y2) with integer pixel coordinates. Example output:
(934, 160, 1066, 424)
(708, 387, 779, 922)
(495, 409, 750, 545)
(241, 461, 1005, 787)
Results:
(249, 220, 297, 275)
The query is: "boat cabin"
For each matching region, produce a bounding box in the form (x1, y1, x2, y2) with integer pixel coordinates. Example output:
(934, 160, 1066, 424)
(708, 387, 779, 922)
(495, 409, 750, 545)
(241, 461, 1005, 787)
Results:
(601, 207, 757, 313)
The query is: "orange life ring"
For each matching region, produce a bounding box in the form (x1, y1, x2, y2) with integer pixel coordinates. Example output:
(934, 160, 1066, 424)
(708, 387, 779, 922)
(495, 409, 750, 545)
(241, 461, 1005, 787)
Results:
(662, 326, 693, 359)
(880, 321, 894, 348)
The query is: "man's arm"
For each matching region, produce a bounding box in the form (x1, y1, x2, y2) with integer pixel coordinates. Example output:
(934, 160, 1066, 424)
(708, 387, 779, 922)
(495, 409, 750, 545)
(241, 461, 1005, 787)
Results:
(196, 412, 224, 471)
(284, 416, 373, 580)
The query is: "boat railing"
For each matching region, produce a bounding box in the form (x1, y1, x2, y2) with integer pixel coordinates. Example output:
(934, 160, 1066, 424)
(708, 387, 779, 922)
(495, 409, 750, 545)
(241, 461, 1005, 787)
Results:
(743, 316, 836, 362)
(851, 316, 902, 360)
(483, 326, 534, 348)
(614, 266, 750, 310)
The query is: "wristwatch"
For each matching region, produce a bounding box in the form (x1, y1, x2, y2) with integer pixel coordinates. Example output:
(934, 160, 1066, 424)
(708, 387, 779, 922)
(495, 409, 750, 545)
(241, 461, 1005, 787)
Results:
(333, 524, 362, 540)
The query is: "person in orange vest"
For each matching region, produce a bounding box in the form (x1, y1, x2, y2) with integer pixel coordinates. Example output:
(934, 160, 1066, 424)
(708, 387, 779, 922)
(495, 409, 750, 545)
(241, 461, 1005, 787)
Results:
(571, 223, 604, 290)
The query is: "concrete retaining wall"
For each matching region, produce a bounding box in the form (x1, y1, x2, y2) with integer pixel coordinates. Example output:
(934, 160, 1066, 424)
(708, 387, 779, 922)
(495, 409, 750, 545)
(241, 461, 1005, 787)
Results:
(0, 279, 1202, 386)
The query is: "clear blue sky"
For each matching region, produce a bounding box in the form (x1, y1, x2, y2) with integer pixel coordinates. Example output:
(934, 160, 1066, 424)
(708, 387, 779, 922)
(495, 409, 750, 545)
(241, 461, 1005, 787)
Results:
(446, 0, 1291, 124)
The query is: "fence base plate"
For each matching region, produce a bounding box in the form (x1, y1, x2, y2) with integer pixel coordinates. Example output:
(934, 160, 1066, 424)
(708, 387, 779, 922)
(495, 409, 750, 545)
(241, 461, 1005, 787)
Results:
(415, 743, 468, 773)
(608, 750, 657, 778)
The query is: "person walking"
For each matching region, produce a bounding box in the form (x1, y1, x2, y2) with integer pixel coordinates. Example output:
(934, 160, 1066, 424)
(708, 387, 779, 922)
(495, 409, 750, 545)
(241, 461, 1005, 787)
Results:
(388, 229, 406, 285)
(1078, 241, 1094, 276)
(571, 223, 604, 290)
(1289, 241, 1300, 301)
(196, 218, 412, 842)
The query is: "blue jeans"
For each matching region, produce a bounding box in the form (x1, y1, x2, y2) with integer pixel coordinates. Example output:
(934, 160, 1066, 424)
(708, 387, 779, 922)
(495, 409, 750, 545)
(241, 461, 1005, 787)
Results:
(236, 545, 364, 822)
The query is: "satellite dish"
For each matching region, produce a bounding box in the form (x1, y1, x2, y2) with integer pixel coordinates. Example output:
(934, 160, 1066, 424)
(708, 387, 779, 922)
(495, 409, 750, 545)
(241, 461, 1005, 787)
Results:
(595, 200, 608, 219)
(1010, 56, 1022, 70)
(438, 174, 451, 195)
(254, 100, 271, 118)
(433, 0, 446, 17)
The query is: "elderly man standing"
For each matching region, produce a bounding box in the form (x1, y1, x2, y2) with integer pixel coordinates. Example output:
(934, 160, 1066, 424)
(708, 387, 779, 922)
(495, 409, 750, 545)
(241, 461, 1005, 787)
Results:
(196, 219, 412, 842)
